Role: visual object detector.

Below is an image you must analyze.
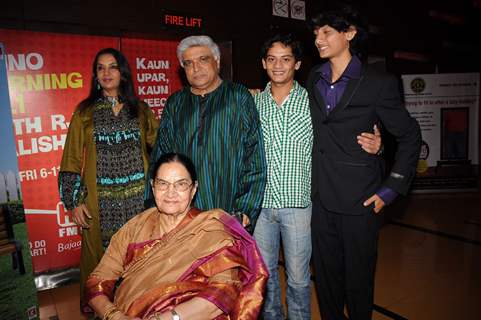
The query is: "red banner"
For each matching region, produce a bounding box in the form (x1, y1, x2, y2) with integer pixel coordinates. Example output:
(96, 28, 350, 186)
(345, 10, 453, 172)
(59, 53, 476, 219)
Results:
(121, 37, 183, 118)
(0, 29, 119, 273)
(1, 29, 186, 275)
(0, 29, 186, 273)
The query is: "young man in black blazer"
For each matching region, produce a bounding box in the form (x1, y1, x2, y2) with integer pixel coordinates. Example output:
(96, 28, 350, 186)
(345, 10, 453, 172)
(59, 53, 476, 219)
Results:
(306, 4, 421, 320)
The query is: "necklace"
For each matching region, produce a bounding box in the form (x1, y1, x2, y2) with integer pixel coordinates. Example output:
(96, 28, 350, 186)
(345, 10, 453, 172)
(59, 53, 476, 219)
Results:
(102, 95, 124, 116)
(105, 95, 119, 108)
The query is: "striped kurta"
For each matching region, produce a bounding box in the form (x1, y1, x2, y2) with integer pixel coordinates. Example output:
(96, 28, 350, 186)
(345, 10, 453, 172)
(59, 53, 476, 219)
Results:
(148, 81, 267, 226)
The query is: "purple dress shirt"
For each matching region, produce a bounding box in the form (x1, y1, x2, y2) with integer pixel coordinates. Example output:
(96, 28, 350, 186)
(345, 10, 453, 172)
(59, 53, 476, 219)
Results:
(315, 56, 398, 205)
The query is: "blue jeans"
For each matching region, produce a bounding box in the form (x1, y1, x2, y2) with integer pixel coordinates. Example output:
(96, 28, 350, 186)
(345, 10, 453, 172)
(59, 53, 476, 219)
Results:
(254, 205, 312, 320)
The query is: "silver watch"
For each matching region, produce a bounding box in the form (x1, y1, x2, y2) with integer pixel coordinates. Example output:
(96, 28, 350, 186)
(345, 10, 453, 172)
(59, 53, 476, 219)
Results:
(171, 309, 181, 320)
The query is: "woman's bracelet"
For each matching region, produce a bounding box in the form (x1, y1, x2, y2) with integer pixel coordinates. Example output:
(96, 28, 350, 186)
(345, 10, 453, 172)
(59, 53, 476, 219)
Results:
(103, 304, 122, 320)
(147, 312, 163, 320)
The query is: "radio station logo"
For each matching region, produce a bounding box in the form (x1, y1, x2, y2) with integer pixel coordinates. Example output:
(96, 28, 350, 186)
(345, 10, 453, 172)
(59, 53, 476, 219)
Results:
(410, 77, 426, 94)
(24, 202, 79, 238)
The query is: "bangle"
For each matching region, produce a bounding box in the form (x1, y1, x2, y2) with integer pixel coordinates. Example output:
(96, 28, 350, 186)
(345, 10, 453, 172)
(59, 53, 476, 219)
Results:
(103, 304, 121, 320)
(103, 305, 115, 320)
(109, 311, 122, 320)
(148, 312, 162, 320)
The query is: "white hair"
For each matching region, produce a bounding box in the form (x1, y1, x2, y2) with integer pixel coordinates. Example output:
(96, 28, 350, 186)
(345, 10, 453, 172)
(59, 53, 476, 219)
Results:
(176, 35, 221, 67)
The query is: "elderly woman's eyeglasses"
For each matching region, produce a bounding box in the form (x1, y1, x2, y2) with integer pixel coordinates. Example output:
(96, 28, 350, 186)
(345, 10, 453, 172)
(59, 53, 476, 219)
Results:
(151, 179, 193, 192)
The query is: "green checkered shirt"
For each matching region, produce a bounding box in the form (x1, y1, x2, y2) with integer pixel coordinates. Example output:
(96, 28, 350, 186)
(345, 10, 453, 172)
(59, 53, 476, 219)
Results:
(255, 81, 313, 208)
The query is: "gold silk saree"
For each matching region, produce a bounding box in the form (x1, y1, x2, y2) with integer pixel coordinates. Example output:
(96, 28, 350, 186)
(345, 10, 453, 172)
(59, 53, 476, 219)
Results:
(86, 207, 268, 319)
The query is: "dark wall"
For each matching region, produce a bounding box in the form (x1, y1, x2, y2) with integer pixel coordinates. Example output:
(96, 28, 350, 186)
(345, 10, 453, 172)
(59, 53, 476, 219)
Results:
(1, 0, 480, 87)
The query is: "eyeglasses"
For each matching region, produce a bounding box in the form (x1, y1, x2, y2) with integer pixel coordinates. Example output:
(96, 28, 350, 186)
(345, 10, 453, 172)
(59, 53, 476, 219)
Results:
(182, 55, 214, 69)
(151, 179, 193, 192)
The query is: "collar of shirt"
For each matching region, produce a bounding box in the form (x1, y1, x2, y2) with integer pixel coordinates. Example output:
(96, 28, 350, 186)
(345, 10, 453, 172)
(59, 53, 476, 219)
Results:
(319, 55, 362, 84)
(261, 80, 302, 107)
(316, 56, 362, 112)
(188, 79, 224, 98)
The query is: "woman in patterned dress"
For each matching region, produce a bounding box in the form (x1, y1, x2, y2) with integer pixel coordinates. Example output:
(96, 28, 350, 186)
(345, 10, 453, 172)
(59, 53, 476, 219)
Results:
(58, 48, 158, 312)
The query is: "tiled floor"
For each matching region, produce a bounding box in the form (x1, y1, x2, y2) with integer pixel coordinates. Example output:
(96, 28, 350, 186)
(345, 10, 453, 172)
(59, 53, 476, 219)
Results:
(38, 191, 481, 319)
(371, 191, 481, 320)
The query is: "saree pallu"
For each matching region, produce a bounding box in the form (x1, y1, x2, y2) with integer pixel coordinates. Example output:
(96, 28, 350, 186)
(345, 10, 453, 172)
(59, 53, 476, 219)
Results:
(86, 208, 268, 319)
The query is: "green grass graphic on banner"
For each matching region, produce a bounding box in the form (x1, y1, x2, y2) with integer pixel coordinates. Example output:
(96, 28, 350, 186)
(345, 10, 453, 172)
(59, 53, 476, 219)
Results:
(0, 43, 39, 320)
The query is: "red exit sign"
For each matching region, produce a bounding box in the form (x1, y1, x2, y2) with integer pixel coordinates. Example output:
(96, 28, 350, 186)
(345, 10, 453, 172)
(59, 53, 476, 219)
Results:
(164, 14, 202, 28)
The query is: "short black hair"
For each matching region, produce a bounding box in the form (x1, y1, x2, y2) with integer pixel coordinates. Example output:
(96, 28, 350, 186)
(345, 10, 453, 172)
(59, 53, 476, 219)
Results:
(260, 33, 303, 61)
(152, 153, 197, 182)
(308, 3, 368, 59)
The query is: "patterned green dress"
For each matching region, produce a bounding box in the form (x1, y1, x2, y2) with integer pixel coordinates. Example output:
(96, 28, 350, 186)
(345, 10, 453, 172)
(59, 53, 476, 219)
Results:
(59, 98, 158, 306)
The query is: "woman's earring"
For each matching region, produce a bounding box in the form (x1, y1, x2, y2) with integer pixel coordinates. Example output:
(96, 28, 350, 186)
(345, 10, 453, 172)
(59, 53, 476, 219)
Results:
(95, 79, 101, 90)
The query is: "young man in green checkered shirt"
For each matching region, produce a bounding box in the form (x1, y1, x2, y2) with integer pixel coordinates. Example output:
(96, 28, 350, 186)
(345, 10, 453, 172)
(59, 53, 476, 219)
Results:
(252, 33, 381, 320)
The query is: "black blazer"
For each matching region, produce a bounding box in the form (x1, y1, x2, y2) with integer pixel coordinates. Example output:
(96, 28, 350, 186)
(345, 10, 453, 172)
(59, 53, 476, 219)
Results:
(307, 64, 421, 215)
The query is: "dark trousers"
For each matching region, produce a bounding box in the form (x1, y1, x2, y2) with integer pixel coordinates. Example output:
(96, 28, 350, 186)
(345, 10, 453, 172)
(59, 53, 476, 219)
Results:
(311, 200, 381, 320)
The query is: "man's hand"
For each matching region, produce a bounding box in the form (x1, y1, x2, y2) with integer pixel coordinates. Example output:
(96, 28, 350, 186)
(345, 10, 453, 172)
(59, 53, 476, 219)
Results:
(248, 88, 261, 96)
(72, 203, 92, 228)
(363, 194, 385, 214)
(357, 124, 382, 155)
